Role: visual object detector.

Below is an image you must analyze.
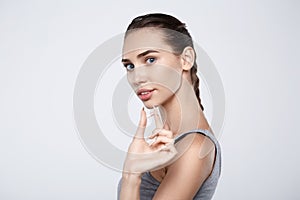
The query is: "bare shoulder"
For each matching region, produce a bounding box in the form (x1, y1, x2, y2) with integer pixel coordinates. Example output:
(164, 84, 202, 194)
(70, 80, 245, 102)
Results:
(152, 132, 216, 199)
(169, 132, 216, 176)
(182, 132, 215, 159)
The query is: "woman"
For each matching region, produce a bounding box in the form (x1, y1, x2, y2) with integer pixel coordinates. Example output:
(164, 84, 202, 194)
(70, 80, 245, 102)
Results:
(118, 13, 221, 200)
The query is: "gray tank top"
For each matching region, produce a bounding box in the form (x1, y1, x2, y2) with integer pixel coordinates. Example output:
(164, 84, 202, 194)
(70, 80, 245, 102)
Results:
(117, 129, 222, 200)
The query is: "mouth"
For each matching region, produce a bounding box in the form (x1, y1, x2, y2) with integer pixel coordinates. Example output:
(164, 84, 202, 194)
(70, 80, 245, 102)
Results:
(137, 88, 155, 101)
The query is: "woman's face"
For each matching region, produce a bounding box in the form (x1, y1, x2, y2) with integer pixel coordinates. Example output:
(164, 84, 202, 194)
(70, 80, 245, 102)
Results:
(122, 28, 183, 108)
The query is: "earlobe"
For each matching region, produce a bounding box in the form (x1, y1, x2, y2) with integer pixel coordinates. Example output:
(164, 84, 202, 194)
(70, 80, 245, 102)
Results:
(181, 47, 195, 71)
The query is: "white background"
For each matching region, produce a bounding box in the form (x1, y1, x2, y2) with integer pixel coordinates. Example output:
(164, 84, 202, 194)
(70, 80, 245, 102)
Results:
(1, 0, 299, 199)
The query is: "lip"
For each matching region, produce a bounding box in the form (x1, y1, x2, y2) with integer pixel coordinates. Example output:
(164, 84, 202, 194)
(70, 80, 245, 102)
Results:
(137, 88, 155, 101)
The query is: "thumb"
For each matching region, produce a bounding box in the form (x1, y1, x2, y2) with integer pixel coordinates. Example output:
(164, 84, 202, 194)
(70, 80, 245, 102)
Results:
(135, 107, 147, 139)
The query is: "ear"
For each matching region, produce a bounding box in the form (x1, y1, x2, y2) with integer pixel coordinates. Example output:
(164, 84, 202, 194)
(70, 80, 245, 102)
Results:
(180, 46, 195, 71)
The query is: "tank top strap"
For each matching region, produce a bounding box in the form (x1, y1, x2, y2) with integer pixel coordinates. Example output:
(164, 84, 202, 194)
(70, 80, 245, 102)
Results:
(174, 129, 222, 177)
(174, 129, 218, 144)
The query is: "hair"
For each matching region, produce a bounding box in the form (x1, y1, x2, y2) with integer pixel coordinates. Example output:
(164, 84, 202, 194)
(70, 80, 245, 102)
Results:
(125, 13, 204, 111)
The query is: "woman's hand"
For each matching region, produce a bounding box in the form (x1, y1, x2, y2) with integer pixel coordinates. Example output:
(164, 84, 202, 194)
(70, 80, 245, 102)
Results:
(123, 108, 177, 175)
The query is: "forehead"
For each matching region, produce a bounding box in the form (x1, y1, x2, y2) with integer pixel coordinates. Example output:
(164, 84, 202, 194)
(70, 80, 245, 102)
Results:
(122, 28, 173, 55)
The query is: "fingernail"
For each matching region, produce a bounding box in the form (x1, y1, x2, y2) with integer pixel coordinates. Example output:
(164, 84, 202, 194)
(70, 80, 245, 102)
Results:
(148, 134, 154, 139)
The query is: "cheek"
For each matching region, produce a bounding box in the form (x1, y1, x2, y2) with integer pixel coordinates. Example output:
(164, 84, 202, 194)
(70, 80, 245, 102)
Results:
(151, 65, 182, 93)
(126, 64, 182, 94)
(126, 73, 135, 87)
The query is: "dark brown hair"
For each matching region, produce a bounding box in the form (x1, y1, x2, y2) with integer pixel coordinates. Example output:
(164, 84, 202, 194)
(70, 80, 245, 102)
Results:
(125, 13, 204, 111)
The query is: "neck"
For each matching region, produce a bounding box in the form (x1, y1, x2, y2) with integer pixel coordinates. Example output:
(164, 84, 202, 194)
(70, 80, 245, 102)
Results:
(160, 78, 210, 137)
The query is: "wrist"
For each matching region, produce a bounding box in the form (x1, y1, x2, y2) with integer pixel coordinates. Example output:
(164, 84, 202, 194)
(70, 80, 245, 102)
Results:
(122, 172, 142, 183)
(120, 172, 141, 199)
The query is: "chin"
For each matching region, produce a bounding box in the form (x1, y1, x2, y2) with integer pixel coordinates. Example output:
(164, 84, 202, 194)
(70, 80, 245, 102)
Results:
(142, 99, 162, 109)
(142, 95, 174, 109)
(142, 102, 157, 109)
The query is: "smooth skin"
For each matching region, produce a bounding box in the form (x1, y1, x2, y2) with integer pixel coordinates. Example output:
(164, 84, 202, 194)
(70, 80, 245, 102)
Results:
(120, 28, 216, 200)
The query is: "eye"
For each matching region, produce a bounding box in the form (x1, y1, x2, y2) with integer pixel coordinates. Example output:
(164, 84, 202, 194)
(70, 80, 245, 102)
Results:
(146, 57, 156, 64)
(124, 63, 135, 71)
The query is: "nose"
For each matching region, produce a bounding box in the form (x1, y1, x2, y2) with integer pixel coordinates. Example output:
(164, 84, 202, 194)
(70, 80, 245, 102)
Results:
(127, 66, 148, 87)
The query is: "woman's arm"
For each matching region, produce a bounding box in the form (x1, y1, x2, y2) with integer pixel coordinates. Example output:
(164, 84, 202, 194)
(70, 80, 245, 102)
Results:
(119, 108, 177, 200)
(152, 133, 216, 200)
(119, 173, 141, 200)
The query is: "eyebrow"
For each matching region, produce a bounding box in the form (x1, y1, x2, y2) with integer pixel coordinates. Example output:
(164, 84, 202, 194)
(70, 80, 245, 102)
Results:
(121, 50, 159, 63)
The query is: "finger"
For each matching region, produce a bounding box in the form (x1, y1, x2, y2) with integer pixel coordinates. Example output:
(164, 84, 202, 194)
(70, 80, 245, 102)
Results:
(150, 136, 174, 147)
(135, 107, 147, 139)
(149, 128, 162, 138)
(153, 106, 163, 129)
(158, 142, 177, 152)
(149, 129, 173, 139)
